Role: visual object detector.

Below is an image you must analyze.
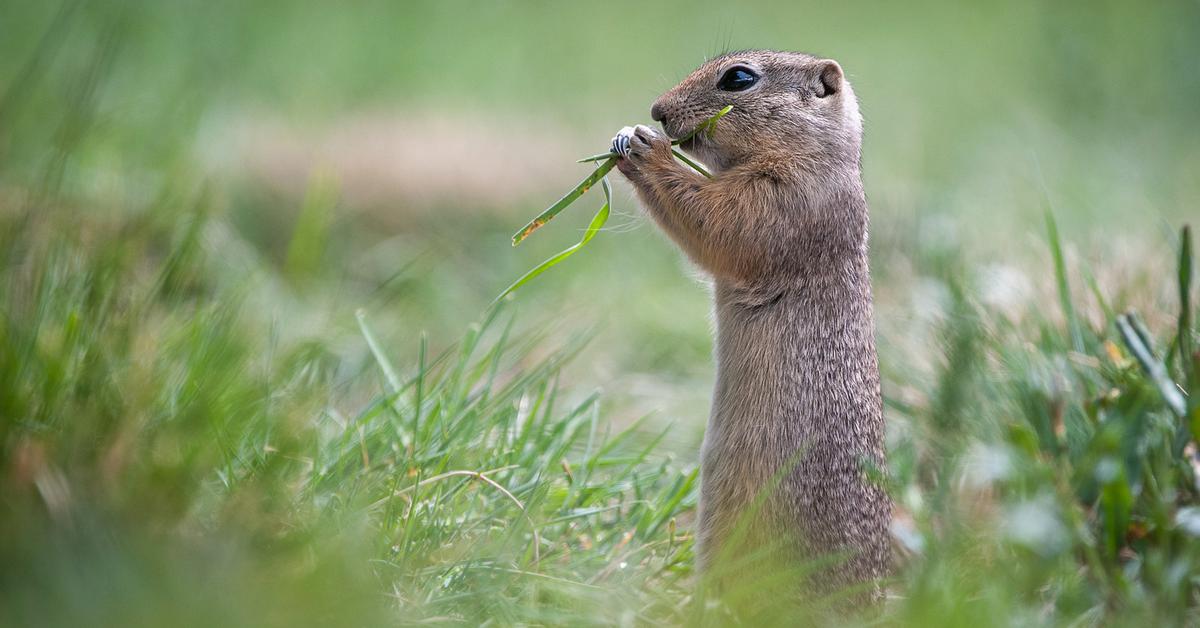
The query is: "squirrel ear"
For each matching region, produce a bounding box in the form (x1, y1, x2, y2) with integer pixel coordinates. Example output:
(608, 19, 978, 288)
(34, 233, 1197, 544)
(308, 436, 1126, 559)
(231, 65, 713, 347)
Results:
(813, 60, 843, 97)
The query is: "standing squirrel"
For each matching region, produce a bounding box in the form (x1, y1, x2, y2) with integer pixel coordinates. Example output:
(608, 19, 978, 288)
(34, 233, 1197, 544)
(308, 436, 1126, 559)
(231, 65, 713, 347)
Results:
(611, 50, 891, 602)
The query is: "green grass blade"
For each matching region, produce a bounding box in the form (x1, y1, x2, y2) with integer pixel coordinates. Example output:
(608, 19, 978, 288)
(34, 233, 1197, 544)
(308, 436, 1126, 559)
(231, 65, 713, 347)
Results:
(1178, 225, 1194, 381)
(674, 104, 733, 144)
(357, 309, 402, 393)
(414, 331, 427, 451)
(511, 158, 616, 246)
(645, 466, 699, 537)
(671, 148, 713, 179)
(581, 148, 712, 178)
(520, 107, 733, 251)
(1045, 210, 1085, 353)
(495, 178, 611, 303)
(1083, 266, 1116, 323)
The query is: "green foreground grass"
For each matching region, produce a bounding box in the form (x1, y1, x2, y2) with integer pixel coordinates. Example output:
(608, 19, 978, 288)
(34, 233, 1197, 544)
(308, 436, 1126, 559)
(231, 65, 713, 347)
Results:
(1, 180, 1197, 626)
(0, 200, 701, 625)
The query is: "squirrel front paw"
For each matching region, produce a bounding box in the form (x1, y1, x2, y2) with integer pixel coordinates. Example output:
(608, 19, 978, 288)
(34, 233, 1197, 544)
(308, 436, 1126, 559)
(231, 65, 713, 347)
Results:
(612, 124, 669, 175)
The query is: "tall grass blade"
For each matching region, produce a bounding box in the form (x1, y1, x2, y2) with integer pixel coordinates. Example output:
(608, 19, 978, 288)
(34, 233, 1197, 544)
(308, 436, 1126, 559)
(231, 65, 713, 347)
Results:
(356, 309, 402, 393)
(511, 159, 616, 246)
(1046, 210, 1085, 353)
(495, 178, 611, 303)
(1179, 225, 1194, 381)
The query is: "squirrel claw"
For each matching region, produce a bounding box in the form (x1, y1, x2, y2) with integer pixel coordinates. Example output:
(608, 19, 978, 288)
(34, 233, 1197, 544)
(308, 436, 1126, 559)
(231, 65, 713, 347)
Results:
(612, 126, 634, 157)
(612, 125, 662, 160)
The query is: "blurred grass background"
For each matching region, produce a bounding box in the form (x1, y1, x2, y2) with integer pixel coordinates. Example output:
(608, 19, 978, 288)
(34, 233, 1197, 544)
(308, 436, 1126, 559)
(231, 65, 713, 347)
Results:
(1, 0, 1198, 625)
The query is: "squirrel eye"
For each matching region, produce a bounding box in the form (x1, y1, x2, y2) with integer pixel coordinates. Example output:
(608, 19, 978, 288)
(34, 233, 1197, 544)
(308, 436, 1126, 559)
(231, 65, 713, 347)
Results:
(717, 66, 759, 92)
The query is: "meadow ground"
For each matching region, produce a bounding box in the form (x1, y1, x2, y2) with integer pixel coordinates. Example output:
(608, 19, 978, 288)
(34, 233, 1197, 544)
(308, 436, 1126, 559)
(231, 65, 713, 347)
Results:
(1, 2, 1198, 625)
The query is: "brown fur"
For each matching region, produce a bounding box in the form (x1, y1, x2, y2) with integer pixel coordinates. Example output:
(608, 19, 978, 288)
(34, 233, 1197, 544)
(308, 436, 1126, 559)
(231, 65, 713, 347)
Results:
(613, 50, 891, 602)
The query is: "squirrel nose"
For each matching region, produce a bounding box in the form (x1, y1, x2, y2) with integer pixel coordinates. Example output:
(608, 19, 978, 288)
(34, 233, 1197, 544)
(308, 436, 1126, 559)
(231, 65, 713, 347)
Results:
(650, 102, 668, 124)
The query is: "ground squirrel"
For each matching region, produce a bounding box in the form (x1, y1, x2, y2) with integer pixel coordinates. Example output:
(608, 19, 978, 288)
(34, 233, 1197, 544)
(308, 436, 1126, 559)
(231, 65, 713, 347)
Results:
(611, 50, 891, 602)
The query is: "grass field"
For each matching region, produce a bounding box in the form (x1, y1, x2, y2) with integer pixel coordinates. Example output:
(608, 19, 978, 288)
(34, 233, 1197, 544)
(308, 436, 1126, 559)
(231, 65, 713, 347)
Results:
(1, 1, 1198, 625)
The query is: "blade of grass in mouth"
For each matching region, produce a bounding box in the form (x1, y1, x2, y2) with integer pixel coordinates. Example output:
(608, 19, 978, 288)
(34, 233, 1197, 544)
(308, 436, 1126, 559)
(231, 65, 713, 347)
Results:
(575, 105, 734, 164)
(510, 105, 732, 245)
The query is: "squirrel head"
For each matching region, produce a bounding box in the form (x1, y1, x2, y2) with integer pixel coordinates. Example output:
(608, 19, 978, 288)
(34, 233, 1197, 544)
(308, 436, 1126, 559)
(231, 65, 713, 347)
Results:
(651, 50, 862, 174)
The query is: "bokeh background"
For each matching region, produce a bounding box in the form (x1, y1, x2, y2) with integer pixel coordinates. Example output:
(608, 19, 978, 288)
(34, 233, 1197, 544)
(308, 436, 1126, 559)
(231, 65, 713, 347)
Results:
(2, 1, 1198, 625)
